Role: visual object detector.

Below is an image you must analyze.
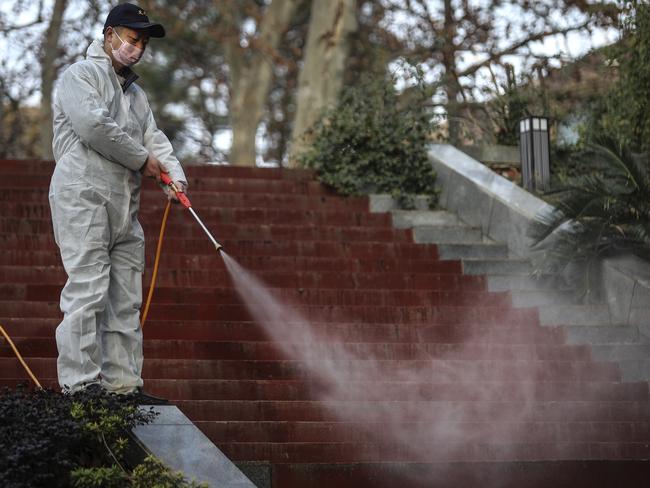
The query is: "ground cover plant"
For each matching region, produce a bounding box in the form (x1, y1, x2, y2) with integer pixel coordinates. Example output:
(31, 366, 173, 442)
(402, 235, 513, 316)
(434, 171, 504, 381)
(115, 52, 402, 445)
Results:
(0, 384, 206, 488)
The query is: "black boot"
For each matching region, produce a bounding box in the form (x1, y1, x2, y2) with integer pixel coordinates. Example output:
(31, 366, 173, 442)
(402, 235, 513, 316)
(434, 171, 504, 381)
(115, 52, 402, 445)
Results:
(130, 387, 168, 405)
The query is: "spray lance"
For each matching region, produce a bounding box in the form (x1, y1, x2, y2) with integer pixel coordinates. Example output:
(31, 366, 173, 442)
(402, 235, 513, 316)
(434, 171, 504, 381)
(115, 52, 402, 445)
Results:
(160, 172, 223, 252)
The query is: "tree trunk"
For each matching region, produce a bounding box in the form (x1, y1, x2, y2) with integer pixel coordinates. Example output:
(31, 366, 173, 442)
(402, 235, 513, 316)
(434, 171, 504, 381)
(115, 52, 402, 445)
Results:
(39, 0, 67, 160)
(288, 0, 357, 166)
(224, 0, 301, 166)
(441, 0, 463, 145)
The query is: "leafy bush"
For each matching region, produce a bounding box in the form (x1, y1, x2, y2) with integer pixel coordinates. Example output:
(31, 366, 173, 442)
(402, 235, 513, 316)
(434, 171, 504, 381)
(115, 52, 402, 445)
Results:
(130, 456, 206, 488)
(0, 385, 204, 488)
(1, 385, 84, 487)
(529, 140, 650, 297)
(71, 455, 207, 488)
(71, 466, 127, 488)
(297, 74, 438, 209)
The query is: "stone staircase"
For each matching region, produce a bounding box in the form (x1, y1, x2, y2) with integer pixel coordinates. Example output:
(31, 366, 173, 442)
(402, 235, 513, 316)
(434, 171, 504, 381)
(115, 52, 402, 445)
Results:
(376, 199, 650, 383)
(2, 160, 650, 487)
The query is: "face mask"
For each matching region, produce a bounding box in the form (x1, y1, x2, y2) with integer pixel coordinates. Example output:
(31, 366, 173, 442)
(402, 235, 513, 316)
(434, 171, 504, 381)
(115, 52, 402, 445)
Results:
(111, 30, 143, 67)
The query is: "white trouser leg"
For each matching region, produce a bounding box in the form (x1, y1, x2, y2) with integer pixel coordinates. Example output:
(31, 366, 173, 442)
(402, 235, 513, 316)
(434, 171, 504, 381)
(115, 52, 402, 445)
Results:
(100, 223, 145, 393)
(50, 188, 111, 392)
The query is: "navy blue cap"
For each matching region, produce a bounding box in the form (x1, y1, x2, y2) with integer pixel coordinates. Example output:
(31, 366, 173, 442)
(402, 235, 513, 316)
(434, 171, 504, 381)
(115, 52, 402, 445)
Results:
(103, 3, 165, 38)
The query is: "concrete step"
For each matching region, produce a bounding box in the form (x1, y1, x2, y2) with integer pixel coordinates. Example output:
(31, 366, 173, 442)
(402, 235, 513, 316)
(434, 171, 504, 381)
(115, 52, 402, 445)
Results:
(462, 259, 531, 276)
(487, 274, 570, 292)
(436, 242, 508, 260)
(564, 325, 650, 346)
(390, 210, 460, 228)
(510, 289, 582, 308)
(617, 361, 650, 382)
(368, 194, 432, 213)
(592, 344, 650, 361)
(539, 305, 612, 327)
(413, 225, 483, 244)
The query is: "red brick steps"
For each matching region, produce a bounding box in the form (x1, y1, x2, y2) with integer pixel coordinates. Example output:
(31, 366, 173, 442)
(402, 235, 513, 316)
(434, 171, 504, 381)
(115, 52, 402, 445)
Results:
(0, 252, 461, 275)
(266, 461, 650, 488)
(216, 440, 650, 463)
(0, 357, 621, 382)
(1, 338, 593, 361)
(0, 318, 569, 345)
(3, 283, 507, 307)
(0, 188, 371, 211)
(4, 160, 650, 487)
(0, 203, 395, 228)
(197, 420, 650, 445)
(1, 219, 412, 242)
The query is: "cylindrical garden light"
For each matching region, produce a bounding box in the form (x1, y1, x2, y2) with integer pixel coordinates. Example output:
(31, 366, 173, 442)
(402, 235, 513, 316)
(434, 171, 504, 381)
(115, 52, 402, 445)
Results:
(519, 116, 550, 193)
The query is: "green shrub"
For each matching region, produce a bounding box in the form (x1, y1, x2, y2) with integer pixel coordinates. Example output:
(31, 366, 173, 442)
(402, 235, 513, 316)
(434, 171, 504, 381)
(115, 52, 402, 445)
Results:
(297, 74, 438, 209)
(0, 385, 84, 487)
(0, 385, 203, 488)
(71, 466, 127, 488)
(131, 455, 207, 488)
(529, 140, 650, 297)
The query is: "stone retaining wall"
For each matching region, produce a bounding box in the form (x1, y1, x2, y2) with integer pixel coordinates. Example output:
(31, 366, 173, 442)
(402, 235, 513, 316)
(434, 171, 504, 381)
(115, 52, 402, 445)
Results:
(429, 143, 650, 327)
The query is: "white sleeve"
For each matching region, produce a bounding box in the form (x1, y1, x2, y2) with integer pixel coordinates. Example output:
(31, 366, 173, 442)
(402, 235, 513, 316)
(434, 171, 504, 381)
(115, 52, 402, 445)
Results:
(143, 106, 188, 187)
(57, 64, 149, 171)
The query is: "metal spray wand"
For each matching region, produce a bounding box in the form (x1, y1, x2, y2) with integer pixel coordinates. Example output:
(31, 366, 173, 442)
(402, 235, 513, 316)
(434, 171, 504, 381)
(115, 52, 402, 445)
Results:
(160, 172, 223, 252)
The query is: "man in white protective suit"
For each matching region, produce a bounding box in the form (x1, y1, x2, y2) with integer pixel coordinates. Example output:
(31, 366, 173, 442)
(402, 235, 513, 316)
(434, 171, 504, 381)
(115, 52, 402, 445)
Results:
(49, 3, 187, 403)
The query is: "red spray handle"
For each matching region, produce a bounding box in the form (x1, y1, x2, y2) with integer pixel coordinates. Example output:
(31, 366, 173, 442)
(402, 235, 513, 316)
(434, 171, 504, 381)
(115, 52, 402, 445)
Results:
(160, 172, 192, 209)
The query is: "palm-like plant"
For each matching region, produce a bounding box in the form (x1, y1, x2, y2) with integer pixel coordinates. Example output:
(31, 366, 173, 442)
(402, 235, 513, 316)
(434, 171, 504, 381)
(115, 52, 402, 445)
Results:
(529, 139, 650, 298)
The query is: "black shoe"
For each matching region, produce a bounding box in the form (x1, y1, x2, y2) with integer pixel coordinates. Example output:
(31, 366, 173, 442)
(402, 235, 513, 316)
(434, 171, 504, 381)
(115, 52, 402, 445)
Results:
(84, 383, 105, 394)
(66, 382, 104, 396)
(131, 387, 168, 405)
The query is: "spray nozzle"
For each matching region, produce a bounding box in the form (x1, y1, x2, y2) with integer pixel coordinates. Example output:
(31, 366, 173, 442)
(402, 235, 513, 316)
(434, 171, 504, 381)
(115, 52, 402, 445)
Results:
(159, 172, 224, 253)
(160, 172, 192, 209)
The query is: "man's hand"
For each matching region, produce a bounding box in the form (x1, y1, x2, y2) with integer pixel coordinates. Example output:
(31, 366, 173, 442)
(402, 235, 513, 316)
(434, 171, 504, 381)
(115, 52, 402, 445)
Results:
(165, 180, 187, 203)
(141, 154, 164, 181)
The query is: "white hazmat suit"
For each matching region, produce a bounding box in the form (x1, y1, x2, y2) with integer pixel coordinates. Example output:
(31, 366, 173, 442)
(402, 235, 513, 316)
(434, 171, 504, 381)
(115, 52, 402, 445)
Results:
(49, 39, 187, 393)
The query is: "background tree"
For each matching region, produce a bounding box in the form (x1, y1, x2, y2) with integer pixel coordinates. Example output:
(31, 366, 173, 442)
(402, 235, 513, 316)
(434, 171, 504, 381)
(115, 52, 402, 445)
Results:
(374, 0, 619, 144)
(587, 1, 650, 153)
(221, 0, 302, 166)
(138, 0, 229, 162)
(0, 0, 623, 164)
(0, 0, 106, 159)
(39, 0, 68, 159)
(288, 0, 358, 165)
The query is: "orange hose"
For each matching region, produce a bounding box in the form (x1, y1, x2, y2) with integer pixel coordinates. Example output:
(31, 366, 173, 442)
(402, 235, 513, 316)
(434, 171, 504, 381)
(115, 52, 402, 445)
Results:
(141, 199, 171, 328)
(0, 324, 42, 389)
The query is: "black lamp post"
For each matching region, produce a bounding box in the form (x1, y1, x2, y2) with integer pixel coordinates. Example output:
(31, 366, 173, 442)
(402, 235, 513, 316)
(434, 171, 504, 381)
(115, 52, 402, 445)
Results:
(519, 116, 550, 192)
